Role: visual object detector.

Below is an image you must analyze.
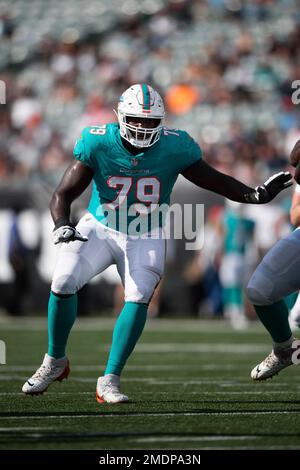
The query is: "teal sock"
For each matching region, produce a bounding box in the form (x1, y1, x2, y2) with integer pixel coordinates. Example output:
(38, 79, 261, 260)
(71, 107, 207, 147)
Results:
(105, 301, 148, 376)
(48, 291, 77, 359)
(223, 287, 243, 307)
(254, 300, 292, 343)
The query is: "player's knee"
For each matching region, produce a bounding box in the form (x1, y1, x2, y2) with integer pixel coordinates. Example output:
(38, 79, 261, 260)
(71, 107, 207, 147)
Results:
(125, 282, 154, 303)
(125, 270, 161, 304)
(246, 274, 274, 306)
(246, 285, 274, 306)
(51, 274, 78, 296)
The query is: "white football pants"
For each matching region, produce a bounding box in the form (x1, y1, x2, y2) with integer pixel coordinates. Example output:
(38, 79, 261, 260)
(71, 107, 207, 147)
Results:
(51, 213, 166, 304)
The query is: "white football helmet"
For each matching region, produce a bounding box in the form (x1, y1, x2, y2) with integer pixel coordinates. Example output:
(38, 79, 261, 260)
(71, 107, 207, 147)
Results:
(116, 84, 165, 148)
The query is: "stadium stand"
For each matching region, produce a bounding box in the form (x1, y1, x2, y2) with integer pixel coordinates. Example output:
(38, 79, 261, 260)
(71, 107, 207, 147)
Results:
(0, 0, 299, 316)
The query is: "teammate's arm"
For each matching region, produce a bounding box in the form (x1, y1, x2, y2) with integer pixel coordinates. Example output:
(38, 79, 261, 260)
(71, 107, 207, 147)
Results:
(182, 159, 292, 204)
(290, 191, 300, 226)
(50, 160, 94, 244)
(290, 140, 300, 167)
(290, 140, 300, 183)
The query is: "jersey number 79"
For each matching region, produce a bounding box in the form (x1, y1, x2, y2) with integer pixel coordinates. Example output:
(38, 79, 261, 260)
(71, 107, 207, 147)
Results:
(107, 176, 160, 213)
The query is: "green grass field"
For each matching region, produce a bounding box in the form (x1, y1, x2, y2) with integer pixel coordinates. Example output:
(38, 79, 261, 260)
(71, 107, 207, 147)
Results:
(1, 316, 300, 450)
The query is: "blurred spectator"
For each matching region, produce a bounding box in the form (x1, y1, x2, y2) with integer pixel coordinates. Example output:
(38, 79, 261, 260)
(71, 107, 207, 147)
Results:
(0, 0, 298, 180)
(183, 205, 224, 317)
(219, 200, 255, 329)
(7, 208, 40, 315)
(0, 0, 298, 316)
(0, 9, 14, 38)
(165, 83, 199, 115)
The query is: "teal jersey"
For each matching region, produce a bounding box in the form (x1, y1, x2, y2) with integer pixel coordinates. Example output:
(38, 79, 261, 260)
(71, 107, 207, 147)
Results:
(223, 210, 255, 254)
(73, 123, 202, 233)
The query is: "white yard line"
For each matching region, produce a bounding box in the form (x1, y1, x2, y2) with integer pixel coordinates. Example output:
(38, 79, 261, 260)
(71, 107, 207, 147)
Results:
(0, 317, 265, 334)
(0, 343, 269, 354)
(0, 375, 298, 389)
(0, 376, 256, 385)
(133, 436, 259, 443)
(0, 411, 298, 420)
(0, 390, 294, 396)
(0, 427, 54, 431)
(0, 364, 251, 372)
(99, 343, 268, 353)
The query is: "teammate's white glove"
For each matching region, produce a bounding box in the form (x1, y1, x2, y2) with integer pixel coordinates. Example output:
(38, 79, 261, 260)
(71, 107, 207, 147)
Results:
(245, 172, 293, 204)
(53, 220, 88, 245)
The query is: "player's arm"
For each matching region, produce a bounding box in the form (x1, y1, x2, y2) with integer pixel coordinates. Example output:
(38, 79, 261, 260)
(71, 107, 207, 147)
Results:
(290, 191, 300, 227)
(290, 139, 300, 184)
(50, 160, 94, 244)
(181, 159, 292, 204)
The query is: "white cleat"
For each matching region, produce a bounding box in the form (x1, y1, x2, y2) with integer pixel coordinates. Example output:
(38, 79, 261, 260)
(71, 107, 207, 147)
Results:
(96, 374, 129, 404)
(251, 342, 300, 381)
(22, 353, 70, 395)
(229, 314, 249, 331)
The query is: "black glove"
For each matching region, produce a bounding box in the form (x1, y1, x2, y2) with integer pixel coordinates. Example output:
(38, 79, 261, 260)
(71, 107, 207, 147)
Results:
(245, 172, 293, 204)
(53, 218, 88, 245)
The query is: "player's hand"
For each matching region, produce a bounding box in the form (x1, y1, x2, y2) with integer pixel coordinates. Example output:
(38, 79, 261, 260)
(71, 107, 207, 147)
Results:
(53, 222, 88, 245)
(245, 172, 293, 204)
(290, 140, 300, 167)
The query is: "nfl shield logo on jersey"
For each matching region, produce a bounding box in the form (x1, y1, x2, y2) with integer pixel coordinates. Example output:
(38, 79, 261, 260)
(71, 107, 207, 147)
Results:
(131, 158, 139, 166)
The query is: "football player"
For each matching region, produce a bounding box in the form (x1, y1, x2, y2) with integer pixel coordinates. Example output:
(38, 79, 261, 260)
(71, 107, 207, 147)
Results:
(288, 183, 300, 330)
(22, 84, 292, 402)
(247, 140, 300, 381)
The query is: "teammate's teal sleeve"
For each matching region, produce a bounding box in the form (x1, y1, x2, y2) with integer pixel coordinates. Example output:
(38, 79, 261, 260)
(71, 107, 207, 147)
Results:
(224, 210, 255, 255)
(73, 124, 202, 233)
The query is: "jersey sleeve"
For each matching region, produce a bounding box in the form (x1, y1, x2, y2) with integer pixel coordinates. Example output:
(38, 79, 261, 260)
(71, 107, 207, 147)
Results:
(73, 127, 96, 169)
(179, 131, 202, 172)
